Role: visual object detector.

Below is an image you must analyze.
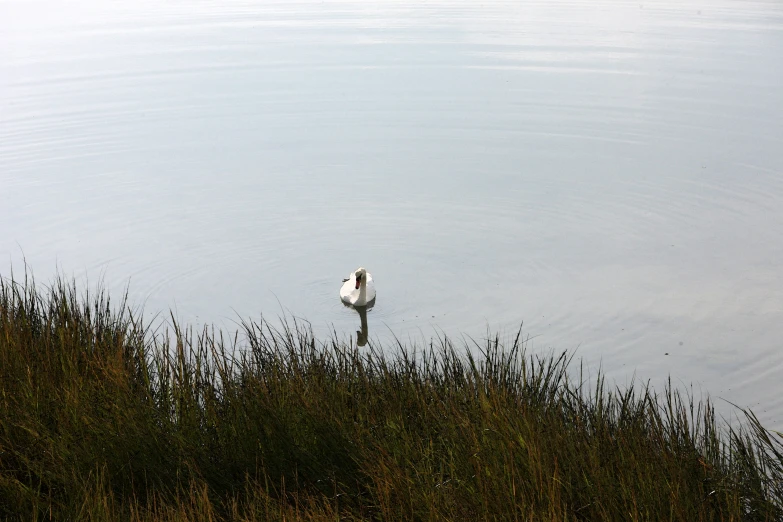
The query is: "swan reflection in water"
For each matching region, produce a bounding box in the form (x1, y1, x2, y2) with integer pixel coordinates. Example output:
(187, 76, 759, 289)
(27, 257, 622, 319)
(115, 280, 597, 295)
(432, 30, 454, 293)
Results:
(352, 305, 370, 346)
(341, 297, 374, 347)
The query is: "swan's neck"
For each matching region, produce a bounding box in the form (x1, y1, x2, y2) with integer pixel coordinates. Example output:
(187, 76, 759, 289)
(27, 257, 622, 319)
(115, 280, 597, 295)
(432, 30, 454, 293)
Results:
(357, 278, 366, 297)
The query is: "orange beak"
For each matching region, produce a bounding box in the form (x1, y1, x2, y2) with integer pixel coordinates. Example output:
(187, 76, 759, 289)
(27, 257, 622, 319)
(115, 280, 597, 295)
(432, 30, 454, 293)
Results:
(355, 276, 361, 290)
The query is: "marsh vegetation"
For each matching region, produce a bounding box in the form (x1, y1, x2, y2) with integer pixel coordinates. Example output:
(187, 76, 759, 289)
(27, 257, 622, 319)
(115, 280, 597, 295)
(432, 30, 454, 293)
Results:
(1, 274, 781, 520)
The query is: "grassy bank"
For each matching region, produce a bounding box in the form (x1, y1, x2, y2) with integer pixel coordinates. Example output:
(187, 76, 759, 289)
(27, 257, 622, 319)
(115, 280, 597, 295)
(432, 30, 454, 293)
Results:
(0, 275, 781, 521)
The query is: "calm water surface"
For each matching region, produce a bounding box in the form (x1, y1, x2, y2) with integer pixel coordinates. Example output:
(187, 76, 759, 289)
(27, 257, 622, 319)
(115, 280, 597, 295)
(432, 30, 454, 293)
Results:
(2, 0, 782, 427)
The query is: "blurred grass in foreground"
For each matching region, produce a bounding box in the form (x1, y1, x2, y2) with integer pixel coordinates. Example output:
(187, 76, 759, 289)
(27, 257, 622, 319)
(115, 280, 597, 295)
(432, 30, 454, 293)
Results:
(1, 272, 781, 521)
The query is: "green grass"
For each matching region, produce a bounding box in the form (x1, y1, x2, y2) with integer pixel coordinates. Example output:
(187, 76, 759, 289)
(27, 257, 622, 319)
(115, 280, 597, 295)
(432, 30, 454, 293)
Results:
(0, 273, 781, 521)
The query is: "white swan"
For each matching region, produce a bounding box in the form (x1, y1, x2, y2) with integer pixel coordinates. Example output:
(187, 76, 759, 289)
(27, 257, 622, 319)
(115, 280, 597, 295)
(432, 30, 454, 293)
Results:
(340, 267, 375, 307)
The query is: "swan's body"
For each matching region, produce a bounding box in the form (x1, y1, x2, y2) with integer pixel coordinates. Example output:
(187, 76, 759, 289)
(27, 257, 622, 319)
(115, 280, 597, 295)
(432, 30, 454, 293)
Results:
(340, 267, 375, 307)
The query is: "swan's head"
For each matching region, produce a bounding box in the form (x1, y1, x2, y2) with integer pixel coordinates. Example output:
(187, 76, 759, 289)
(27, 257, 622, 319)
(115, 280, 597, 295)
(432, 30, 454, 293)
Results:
(354, 267, 367, 290)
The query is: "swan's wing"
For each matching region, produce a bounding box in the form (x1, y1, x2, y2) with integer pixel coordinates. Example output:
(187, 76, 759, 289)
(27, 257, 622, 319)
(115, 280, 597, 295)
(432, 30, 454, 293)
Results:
(339, 279, 355, 300)
(342, 278, 349, 283)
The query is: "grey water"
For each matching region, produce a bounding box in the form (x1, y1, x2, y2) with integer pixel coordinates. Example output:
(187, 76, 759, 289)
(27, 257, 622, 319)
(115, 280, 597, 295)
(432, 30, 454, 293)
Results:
(2, 0, 782, 428)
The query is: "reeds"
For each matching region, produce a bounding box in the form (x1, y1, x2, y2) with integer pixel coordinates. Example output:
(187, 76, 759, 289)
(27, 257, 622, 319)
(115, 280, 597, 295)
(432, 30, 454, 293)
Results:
(1, 273, 781, 520)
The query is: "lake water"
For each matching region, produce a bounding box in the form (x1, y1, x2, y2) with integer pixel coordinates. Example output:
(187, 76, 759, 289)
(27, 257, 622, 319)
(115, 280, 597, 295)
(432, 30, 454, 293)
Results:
(2, 0, 782, 427)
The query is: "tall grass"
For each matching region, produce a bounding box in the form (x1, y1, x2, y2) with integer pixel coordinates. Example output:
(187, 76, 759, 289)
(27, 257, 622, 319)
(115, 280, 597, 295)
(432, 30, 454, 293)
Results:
(0, 273, 781, 520)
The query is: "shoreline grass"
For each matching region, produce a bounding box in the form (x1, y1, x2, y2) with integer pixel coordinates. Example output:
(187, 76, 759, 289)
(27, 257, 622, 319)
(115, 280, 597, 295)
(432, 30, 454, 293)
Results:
(1, 274, 781, 520)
